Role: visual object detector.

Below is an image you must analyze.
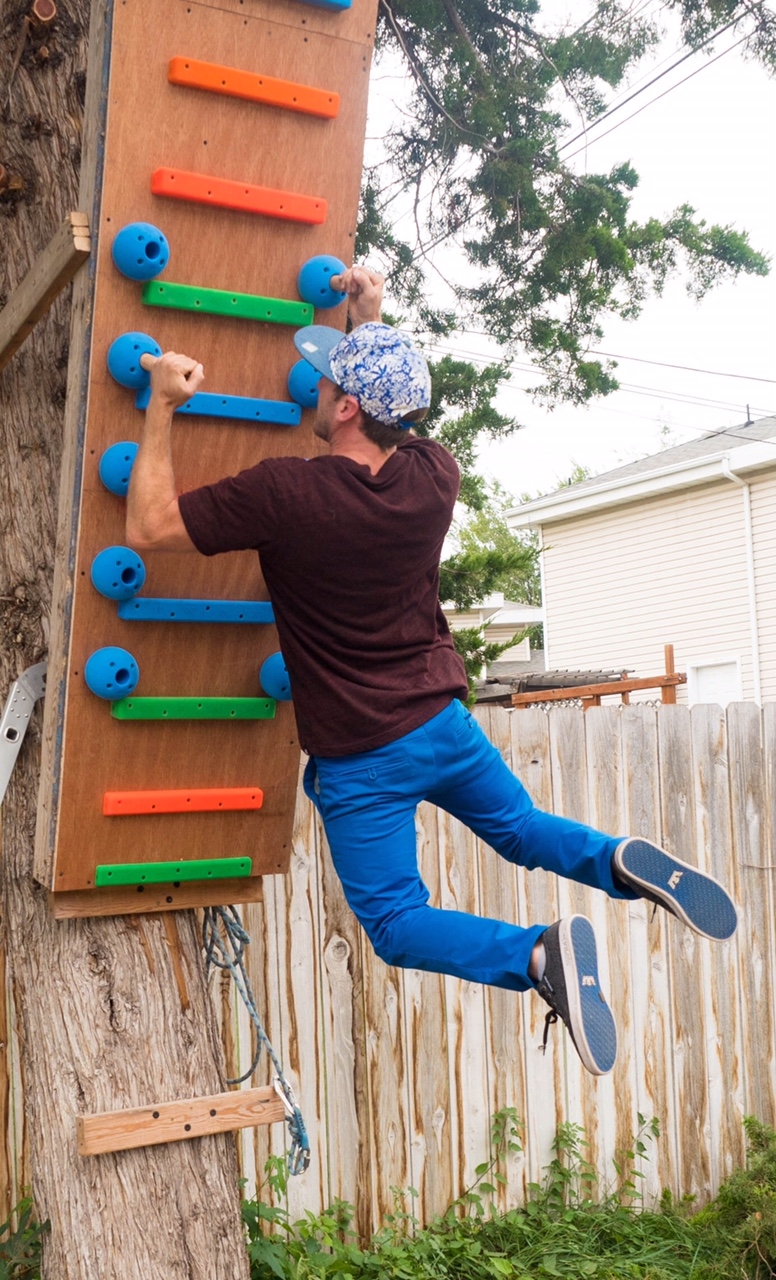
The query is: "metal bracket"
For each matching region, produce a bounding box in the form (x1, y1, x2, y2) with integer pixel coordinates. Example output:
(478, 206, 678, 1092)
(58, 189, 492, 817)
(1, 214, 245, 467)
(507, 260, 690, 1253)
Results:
(0, 661, 47, 805)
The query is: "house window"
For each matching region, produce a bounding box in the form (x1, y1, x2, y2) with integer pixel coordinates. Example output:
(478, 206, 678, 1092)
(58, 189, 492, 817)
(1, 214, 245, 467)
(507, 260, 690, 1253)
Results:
(687, 658, 743, 707)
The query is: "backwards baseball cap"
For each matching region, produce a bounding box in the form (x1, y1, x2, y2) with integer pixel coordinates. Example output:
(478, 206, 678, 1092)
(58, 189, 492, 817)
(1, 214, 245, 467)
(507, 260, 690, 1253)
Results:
(293, 321, 431, 429)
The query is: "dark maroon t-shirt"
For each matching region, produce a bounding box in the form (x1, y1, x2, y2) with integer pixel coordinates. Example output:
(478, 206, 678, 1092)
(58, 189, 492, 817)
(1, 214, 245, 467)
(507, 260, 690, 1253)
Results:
(178, 436, 469, 756)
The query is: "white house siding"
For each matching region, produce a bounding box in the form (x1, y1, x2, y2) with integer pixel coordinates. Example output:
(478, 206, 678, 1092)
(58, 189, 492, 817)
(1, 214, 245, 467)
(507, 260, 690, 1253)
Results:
(540, 478, 755, 703)
(750, 472, 776, 702)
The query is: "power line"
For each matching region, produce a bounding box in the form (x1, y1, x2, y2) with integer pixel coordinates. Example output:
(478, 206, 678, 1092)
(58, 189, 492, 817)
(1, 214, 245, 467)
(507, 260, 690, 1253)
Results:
(420, 339, 776, 417)
(590, 350, 776, 385)
(563, 34, 748, 160)
(558, 5, 754, 152)
(421, 328, 776, 386)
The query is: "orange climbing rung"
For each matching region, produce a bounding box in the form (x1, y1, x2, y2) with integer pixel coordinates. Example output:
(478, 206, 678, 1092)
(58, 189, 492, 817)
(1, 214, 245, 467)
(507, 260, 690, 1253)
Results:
(151, 169, 327, 225)
(103, 787, 264, 816)
(168, 56, 340, 119)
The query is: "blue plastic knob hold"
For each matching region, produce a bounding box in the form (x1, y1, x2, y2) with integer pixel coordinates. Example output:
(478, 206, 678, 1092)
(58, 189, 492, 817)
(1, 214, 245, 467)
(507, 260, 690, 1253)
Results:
(259, 651, 292, 701)
(91, 546, 146, 601)
(107, 332, 161, 389)
(112, 222, 170, 281)
(297, 255, 347, 309)
(84, 647, 139, 700)
(287, 359, 320, 408)
(99, 441, 139, 497)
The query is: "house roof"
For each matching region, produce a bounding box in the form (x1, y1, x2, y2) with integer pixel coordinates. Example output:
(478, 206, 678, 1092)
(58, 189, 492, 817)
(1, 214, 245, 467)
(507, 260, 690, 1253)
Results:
(508, 415, 776, 528)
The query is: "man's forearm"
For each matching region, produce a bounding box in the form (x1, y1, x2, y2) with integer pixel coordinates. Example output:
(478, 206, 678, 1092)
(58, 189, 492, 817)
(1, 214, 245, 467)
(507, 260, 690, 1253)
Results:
(125, 397, 185, 548)
(124, 350, 203, 551)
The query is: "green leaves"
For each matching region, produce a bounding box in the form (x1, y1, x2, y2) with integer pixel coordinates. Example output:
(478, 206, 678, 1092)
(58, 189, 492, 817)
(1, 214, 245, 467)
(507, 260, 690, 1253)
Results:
(0, 1198, 48, 1280)
(363, 0, 773, 403)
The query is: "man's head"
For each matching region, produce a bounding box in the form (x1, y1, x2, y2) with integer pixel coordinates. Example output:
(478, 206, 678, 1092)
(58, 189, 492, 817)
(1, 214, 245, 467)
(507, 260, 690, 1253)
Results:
(294, 322, 431, 447)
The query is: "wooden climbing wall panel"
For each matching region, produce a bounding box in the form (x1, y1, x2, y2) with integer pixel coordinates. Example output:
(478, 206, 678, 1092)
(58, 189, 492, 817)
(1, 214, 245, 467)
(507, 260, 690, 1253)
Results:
(34, 0, 378, 915)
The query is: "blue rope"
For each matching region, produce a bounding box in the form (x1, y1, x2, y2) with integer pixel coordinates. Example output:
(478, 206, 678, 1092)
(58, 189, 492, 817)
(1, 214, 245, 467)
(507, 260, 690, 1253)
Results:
(202, 905, 310, 1176)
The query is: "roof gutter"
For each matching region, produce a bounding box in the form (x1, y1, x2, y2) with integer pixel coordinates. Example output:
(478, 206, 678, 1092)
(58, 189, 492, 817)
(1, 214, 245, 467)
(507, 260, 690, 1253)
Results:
(720, 454, 762, 705)
(508, 437, 776, 529)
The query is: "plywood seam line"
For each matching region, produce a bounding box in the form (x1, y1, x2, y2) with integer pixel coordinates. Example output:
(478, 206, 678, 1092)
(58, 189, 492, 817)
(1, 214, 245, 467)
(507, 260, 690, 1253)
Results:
(202, 905, 310, 1174)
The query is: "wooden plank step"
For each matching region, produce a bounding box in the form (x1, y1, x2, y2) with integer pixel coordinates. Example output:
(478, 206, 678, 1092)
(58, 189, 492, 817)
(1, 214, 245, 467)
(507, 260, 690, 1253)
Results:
(0, 212, 90, 372)
(77, 1085, 286, 1156)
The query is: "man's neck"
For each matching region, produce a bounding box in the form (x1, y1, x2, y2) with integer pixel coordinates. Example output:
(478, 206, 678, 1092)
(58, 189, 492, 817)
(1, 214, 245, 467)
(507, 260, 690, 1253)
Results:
(328, 428, 396, 476)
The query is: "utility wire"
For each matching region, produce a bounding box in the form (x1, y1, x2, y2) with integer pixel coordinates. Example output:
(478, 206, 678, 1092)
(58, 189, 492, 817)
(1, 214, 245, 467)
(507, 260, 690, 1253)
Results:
(420, 339, 775, 417)
(419, 328, 776, 387)
(563, 34, 748, 159)
(589, 350, 776, 385)
(558, 5, 756, 152)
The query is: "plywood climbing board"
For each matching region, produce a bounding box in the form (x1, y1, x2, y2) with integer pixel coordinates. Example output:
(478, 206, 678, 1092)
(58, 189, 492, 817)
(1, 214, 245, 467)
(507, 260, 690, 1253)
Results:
(34, 0, 378, 916)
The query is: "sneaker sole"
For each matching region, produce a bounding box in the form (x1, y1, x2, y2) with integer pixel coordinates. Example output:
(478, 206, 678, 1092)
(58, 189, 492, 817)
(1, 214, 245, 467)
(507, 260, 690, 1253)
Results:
(558, 916, 617, 1076)
(615, 839, 738, 941)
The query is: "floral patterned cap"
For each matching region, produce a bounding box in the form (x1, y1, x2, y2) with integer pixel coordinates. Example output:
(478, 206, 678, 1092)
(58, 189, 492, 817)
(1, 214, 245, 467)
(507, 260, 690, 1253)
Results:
(294, 322, 431, 428)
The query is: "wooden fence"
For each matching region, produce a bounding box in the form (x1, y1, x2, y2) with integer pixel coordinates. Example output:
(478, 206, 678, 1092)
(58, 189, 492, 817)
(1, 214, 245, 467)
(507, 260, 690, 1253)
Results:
(224, 701, 776, 1237)
(3, 702, 775, 1236)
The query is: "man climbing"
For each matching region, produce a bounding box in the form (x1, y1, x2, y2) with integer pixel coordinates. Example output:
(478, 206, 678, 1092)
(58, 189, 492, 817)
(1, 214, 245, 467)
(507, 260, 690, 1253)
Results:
(127, 266, 738, 1078)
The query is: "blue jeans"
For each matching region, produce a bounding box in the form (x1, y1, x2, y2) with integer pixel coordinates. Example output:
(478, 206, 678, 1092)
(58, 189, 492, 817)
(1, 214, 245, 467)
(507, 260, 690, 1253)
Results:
(303, 699, 633, 992)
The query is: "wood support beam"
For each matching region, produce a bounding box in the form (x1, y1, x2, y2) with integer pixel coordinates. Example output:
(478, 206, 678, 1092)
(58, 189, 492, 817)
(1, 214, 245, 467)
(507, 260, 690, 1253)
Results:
(76, 1084, 286, 1157)
(512, 671, 686, 708)
(0, 212, 90, 373)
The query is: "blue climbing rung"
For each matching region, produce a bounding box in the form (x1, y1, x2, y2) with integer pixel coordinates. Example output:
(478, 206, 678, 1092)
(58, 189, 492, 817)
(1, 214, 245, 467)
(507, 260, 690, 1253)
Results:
(295, 0, 351, 9)
(134, 386, 301, 426)
(118, 599, 276, 623)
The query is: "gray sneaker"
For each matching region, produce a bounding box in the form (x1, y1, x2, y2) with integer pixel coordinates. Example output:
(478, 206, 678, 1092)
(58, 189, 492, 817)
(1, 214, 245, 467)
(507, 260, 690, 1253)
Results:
(534, 915, 617, 1076)
(613, 838, 738, 941)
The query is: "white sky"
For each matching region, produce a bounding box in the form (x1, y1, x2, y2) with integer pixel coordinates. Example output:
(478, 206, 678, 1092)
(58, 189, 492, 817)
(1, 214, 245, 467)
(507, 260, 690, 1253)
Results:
(365, 6, 776, 499)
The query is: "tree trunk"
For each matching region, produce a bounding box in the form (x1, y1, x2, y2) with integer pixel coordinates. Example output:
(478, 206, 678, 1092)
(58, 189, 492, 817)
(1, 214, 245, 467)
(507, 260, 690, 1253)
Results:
(0, 2, 250, 1274)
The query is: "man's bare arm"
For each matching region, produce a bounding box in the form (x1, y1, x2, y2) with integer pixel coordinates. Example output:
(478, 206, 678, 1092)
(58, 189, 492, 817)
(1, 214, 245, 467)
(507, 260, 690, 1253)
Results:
(125, 351, 204, 551)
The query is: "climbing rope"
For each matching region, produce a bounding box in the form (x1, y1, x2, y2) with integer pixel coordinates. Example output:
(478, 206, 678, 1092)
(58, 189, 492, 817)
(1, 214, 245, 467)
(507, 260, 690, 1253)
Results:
(202, 904, 310, 1175)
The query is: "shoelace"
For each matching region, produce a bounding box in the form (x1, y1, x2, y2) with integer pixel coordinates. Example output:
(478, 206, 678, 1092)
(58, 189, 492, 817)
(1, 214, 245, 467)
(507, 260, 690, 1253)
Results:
(541, 1009, 558, 1055)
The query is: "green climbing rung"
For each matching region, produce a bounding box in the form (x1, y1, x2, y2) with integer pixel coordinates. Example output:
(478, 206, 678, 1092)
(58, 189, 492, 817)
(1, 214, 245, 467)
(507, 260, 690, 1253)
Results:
(95, 857, 253, 887)
(111, 696, 276, 720)
(141, 279, 313, 327)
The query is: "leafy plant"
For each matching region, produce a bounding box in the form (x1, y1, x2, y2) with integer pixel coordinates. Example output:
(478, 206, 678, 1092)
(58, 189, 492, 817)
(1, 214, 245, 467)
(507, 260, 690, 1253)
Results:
(693, 1115, 776, 1278)
(0, 1198, 48, 1280)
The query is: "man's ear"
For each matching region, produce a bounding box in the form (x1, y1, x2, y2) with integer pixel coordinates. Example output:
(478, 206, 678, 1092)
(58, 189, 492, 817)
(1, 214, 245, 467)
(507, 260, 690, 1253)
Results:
(337, 394, 362, 425)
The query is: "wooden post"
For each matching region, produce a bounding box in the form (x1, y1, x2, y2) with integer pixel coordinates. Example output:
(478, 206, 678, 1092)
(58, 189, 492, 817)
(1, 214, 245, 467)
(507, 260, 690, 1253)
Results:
(662, 644, 677, 705)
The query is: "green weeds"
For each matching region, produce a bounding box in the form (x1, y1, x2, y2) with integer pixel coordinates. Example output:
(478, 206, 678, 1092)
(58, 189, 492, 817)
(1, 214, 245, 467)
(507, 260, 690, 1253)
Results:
(243, 1114, 776, 1279)
(0, 1197, 47, 1280)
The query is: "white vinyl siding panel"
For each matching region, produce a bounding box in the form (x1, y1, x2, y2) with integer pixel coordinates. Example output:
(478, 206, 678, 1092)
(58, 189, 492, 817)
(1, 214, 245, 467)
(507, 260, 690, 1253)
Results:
(750, 473, 776, 701)
(540, 480, 754, 702)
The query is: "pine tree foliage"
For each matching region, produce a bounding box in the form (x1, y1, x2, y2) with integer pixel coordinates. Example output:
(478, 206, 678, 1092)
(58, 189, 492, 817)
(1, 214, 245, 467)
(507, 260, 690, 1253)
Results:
(362, 0, 773, 404)
(441, 481, 540, 607)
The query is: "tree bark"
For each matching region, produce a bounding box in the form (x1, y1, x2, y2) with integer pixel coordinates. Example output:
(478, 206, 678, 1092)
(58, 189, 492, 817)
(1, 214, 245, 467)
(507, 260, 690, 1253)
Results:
(0, 2, 250, 1274)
